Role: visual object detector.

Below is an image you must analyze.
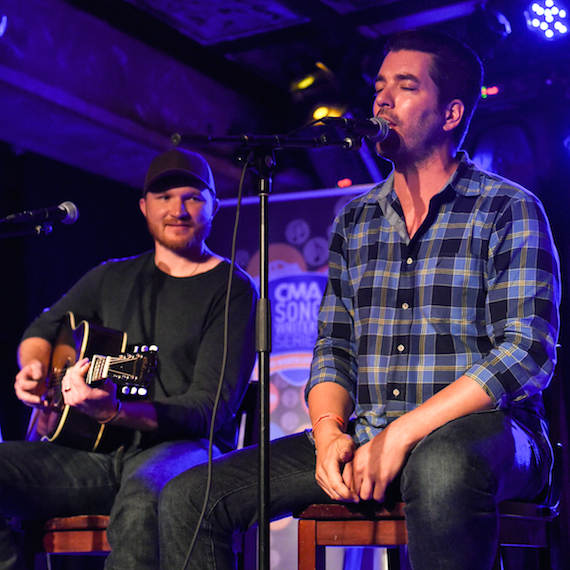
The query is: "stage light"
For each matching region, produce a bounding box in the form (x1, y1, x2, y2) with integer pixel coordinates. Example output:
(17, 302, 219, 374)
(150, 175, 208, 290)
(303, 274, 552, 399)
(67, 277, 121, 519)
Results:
(525, 1, 568, 39)
(337, 178, 353, 188)
(481, 85, 500, 98)
(290, 62, 348, 123)
(312, 105, 344, 121)
(290, 62, 335, 95)
(294, 75, 316, 91)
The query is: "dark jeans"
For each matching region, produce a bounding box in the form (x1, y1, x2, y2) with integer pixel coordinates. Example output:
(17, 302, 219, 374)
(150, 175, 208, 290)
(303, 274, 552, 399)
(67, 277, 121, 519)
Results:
(0, 438, 219, 570)
(158, 410, 552, 570)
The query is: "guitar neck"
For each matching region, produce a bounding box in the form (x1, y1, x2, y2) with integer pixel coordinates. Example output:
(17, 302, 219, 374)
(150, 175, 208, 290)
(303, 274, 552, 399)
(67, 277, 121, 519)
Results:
(86, 352, 157, 398)
(86, 355, 114, 386)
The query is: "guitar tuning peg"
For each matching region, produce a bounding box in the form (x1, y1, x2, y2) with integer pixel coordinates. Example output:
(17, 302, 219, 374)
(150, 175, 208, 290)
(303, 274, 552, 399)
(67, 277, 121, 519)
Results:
(141, 345, 149, 352)
(149, 345, 158, 352)
(132, 346, 140, 353)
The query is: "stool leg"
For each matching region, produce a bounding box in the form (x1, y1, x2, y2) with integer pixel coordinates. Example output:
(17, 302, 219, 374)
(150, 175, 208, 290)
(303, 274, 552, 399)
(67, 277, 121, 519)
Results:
(316, 544, 326, 570)
(538, 546, 553, 570)
(398, 545, 412, 570)
(386, 546, 400, 570)
(492, 547, 503, 570)
(298, 519, 325, 570)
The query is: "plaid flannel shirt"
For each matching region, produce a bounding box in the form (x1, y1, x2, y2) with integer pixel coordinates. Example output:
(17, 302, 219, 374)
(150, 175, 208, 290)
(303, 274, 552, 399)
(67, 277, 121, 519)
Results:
(307, 153, 561, 446)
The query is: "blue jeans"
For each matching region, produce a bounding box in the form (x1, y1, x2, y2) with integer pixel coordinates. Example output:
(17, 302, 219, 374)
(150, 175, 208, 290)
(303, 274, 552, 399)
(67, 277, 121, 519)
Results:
(158, 410, 552, 570)
(0, 438, 219, 570)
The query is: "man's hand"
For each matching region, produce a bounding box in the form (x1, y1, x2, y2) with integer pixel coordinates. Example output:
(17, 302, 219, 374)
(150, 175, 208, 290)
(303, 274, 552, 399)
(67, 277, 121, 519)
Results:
(342, 423, 411, 502)
(313, 423, 359, 502)
(62, 358, 120, 422)
(14, 360, 47, 408)
(342, 376, 495, 502)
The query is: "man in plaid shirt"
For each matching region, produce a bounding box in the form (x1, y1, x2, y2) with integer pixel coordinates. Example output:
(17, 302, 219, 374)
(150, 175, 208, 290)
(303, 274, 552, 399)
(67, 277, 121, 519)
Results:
(159, 30, 561, 570)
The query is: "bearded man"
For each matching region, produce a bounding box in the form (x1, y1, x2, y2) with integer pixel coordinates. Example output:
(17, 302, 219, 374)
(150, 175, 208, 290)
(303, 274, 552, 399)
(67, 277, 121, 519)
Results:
(0, 148, 258, 570)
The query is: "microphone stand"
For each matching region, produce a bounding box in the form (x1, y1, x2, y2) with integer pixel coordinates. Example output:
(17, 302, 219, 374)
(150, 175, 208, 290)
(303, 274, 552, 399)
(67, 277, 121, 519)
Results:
(0, 223, 54, 239)
(172, 130, 358, 570)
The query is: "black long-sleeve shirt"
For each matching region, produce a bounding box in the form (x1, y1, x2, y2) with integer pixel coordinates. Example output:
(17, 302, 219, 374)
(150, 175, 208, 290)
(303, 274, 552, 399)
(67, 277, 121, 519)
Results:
(23, 251, 258, 452)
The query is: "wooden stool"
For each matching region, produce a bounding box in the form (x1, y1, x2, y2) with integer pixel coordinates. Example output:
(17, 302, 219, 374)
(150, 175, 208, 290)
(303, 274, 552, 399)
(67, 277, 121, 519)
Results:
(295, 499, 559, 570)
(40, 515, 110, 555)
(22, 381, 260, 568)
(20, 514, 109, 568)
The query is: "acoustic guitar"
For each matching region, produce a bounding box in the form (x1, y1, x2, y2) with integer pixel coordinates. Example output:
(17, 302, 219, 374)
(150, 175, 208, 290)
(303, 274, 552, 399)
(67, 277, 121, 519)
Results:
(26, 312, 158, 452)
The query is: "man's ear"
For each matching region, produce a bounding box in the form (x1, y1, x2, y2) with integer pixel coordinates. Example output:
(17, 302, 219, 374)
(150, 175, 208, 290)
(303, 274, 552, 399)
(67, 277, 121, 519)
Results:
(211, 198, 220, 218)
(139, 197, 147, 217)
(443, 99, 465, 133)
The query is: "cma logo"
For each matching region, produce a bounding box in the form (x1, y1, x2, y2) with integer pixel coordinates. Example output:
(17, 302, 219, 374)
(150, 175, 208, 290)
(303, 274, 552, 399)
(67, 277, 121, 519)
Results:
(273, 280, 324, 323)
(273, 280, 323, 302)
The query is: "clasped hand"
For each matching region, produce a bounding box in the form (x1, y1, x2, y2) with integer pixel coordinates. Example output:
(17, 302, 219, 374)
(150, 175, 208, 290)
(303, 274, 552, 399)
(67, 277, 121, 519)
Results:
(315, 423, 409, 503)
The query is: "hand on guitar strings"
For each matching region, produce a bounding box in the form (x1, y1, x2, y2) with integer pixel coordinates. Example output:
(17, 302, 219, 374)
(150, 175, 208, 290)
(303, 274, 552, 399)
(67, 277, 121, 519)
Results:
(63, 358, 120, 423)
(14, 359, 49, 408)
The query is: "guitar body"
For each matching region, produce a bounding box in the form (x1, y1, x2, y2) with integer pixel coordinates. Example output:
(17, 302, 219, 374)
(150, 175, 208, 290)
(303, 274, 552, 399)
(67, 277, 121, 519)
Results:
(26, 312, 155, 452)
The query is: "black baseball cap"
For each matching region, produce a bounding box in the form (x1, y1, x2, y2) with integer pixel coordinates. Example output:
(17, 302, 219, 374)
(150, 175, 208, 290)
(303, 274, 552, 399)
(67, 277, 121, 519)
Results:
(143, 148, 216, 198)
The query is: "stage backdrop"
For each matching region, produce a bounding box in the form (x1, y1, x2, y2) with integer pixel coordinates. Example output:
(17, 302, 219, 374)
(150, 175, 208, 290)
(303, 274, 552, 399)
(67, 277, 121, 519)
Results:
(208, 184, 372, 570)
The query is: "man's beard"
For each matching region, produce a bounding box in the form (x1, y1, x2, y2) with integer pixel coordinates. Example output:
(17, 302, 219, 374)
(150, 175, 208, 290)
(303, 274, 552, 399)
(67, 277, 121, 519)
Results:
(375, 128, 401, 162)
(376, 116, 446, 168)
(147, 218, 212, 253)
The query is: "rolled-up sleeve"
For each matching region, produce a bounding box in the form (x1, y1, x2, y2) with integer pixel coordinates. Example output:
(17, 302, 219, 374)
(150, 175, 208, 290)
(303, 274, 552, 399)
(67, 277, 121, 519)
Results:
(307, 213, 359, 403)
(464, 195, 561, 407)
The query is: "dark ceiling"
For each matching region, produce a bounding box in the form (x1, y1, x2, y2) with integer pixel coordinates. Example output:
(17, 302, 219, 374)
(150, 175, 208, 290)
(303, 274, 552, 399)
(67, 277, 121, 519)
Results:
(1, 0, 570, 197)
(81, 0, 566, 91)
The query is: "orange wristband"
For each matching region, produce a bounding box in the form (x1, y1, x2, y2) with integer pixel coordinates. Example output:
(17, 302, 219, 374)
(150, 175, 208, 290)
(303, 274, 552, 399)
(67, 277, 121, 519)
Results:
(312, 412, 346, 432)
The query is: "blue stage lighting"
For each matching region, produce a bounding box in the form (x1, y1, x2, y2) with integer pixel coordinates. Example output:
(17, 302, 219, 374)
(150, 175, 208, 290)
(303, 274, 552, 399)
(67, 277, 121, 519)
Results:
(525, 1, 568, 39)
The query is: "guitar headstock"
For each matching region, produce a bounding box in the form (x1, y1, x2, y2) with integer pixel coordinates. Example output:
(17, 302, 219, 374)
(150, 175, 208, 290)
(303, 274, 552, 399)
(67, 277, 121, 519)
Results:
(87, 345, 158, 398)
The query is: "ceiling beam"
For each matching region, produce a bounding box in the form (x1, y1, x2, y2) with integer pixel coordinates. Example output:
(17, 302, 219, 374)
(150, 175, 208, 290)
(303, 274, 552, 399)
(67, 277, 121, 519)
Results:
(0, 0, 267, 195)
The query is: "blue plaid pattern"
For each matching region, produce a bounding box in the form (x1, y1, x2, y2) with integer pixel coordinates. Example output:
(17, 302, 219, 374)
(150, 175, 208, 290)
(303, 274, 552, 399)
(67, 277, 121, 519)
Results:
(308, 153, 561, 446)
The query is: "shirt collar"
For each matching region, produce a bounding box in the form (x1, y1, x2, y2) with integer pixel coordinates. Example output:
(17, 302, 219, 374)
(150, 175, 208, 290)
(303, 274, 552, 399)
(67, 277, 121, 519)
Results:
(446, 151, 483, 198)
(369, 150, 481, 204)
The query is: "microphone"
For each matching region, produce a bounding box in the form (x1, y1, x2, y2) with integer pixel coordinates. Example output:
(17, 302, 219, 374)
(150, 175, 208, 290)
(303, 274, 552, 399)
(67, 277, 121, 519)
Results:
(322, 116, 391, 142)
(0, 201, 79, 225)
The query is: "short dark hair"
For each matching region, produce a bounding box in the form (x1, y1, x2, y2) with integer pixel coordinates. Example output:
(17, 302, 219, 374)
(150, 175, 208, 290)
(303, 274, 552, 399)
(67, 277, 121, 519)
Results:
(384, 30, 483, 150)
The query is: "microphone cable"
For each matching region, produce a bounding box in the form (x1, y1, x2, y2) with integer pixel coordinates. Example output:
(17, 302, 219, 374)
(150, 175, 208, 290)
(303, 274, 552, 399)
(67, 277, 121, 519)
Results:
(180, 149, 252, 570)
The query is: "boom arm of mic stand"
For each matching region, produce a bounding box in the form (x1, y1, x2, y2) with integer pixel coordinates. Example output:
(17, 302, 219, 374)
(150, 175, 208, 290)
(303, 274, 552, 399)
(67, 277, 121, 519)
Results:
(171, 132, 358, 150)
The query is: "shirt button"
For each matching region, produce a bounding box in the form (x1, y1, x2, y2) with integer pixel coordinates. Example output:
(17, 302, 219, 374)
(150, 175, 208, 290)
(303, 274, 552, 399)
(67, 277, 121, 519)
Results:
(406, 257, 413, 265)
(393, 388, 400, 397)
(401, 302, 409, 310)
(397, 344, 405, 352)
